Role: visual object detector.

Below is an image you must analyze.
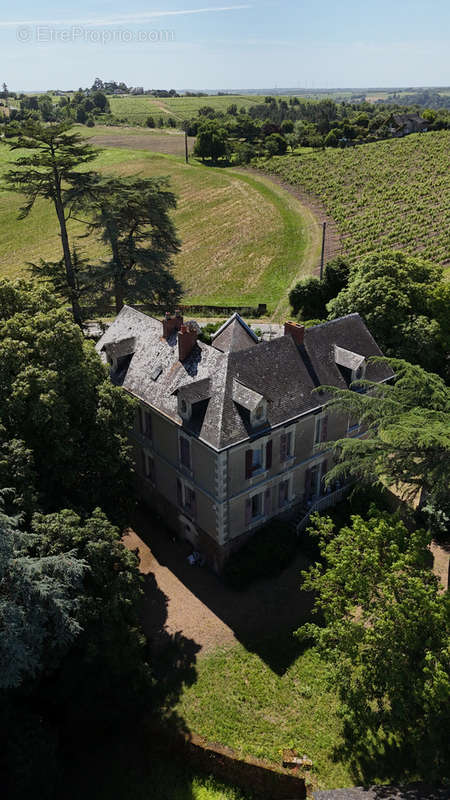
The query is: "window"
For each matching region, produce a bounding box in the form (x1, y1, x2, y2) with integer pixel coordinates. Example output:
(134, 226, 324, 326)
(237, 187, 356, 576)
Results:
(179, 435, 191, 469)
(176, 478, 197, 519)
(279, 479, 290, 507)
(251, 492, 262, 518)
(245, 440, 272, 479)
(252, 446, 263, 471)
(141, 408, 152, 439)
(142, 450, 155, 484)
(347, 416, 360, 434)
(314, 415, 328, 445)
(280, 430, 293, 462)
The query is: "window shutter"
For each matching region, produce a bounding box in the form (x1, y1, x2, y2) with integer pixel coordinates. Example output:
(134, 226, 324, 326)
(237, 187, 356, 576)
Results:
(321, 415, 328, 443)
(245, 449, 253, 479)
(245, 497, 252, 525)
(264, 487, 271, 515)
(176, 478, 183, 507)
(266, 440, 273, 470)
(280, 433, 287, 463)
(191, 490, 197, 520)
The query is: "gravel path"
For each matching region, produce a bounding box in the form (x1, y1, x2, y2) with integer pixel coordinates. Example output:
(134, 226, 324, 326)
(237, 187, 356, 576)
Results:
(123, 508, 314, 660)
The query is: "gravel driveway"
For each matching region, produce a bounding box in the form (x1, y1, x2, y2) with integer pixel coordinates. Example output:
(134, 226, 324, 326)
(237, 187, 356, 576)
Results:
(123, 507, 314, 665)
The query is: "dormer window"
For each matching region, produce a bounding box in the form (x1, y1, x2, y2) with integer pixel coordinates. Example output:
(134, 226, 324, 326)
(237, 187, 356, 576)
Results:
(334, 345, 366, 390)
(178, 395, 192, 421)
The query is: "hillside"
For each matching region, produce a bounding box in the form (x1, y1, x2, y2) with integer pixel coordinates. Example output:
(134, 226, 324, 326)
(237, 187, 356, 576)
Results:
(260, 131, 450, 271)
(0, 145, 318, 315)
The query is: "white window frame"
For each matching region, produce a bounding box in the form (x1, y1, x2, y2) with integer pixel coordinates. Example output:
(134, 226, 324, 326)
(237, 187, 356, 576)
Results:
(314, 416, 323, 445)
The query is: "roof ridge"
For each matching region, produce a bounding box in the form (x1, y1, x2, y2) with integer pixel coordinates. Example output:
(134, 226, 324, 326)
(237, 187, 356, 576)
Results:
(212, 312, 259, 343)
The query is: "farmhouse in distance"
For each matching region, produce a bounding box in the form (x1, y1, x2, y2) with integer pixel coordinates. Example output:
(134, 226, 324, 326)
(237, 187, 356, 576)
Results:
(97, 308, 392, 571)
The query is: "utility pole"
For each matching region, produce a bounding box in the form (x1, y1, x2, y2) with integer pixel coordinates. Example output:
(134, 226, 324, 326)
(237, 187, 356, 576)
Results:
(319, 221, 326, 280)
(184, 130, 189, 164)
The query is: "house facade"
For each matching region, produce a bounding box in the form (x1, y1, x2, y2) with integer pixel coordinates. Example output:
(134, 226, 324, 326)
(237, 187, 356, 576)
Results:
(97, 308, 391, 571)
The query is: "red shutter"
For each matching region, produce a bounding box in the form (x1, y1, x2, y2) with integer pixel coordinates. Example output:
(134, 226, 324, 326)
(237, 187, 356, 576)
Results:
(266, 440, 273, 470)
(245, 449, 253, 479)
(321, 415, 328, 443)
(245, 497, 252, 525)
(264, 487, 271, 515)
(177, 478, 183, 507)
(280, 433, 287, 463)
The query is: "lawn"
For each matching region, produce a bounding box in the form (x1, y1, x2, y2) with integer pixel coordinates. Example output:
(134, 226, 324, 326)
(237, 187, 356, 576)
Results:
(259, 131, 450, 273)
(0, 143, 316, 316)
(174, 644, 350, 791)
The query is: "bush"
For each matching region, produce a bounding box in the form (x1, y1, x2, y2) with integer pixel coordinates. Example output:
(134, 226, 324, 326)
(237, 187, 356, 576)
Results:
(146, 115, 155, 128)
(223, 519, 297, 590)
(198, 320, 225, 345)
(289, 257, 350, 319)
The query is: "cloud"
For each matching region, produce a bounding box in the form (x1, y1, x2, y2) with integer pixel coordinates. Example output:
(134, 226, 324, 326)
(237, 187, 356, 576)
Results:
(0, 5, 252, 28)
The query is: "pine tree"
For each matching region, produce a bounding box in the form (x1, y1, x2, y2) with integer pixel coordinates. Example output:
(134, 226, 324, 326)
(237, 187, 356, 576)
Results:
(2, 121, 99, 326)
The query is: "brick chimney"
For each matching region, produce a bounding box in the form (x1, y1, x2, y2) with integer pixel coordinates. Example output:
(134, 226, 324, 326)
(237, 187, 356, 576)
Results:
(178, 323, 198, 362)
(284, 321, 305, 346)
(162, 310, 183, 339)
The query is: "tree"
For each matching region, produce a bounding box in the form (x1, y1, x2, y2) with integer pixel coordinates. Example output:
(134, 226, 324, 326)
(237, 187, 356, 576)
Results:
(289, 257, 349, 318)
(83, 177, 182, 312)
(299, 510, 450, 780)
(265, 132, 287, 156)
(2, 121, 99, 326)
(194, 120, 229, 163)
(327, 251, 446, 375)
(28, 247, 102, 314)
(0, 502, 86, 690)
(0, 280, 136, 520)
(146, 115, 155, 128)
(319, 357, 450, 525)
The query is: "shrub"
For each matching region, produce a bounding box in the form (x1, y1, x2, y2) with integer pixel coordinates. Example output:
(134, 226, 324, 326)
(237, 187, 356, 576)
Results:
(146, 115, 155, 128)
(223, 519, 297, 590)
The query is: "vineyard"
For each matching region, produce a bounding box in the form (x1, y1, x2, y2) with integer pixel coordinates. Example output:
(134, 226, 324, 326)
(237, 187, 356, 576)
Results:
(260, 131, 450, 270)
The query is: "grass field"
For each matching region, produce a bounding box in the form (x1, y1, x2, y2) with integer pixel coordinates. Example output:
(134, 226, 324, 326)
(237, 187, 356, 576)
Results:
(260, 131, 450, 271)
(0, 142, 318, 316)
(108, 94, 266, 124)
(175, 644, 349, 791)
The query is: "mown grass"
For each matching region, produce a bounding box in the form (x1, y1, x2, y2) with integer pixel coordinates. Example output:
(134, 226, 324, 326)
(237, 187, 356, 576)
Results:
(175, 644, 350, 790)
(0, 144, 315, 315)
(108, 94, 266, 124)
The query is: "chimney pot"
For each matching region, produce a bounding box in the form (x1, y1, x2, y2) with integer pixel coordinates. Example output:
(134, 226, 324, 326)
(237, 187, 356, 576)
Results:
(178, 325, 198, 361)
(284, 321, 305, 346)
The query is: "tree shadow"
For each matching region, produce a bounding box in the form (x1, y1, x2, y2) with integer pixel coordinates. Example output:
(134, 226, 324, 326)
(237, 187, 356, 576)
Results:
(131, 504, 316, 675)
(58, 564, 201, 800)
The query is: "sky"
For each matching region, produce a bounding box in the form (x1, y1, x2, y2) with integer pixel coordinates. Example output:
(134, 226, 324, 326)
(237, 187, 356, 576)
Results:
(2, 0, 450, 92)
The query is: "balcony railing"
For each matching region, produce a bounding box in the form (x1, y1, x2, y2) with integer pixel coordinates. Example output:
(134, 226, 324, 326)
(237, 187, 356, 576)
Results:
(295, 484, 352, 534)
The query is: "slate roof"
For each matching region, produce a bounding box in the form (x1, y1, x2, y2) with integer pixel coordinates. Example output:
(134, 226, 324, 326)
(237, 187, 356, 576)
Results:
(212, 313, 259, 353)
(96, 307, 392, 450)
